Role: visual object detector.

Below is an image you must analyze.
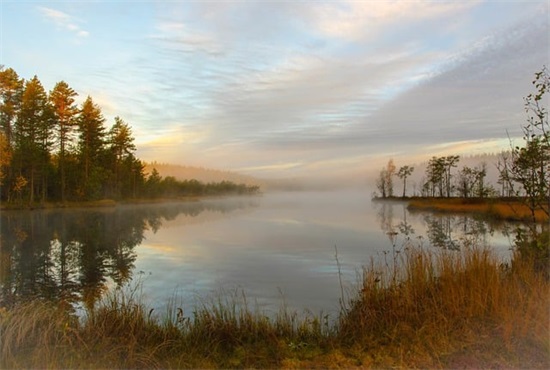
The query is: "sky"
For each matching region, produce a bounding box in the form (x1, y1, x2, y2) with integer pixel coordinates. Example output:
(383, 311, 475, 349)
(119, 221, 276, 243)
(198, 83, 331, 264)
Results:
(1, 0, 548, 181)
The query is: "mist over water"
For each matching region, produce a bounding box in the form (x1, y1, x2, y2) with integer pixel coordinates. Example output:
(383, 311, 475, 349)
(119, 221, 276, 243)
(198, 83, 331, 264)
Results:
(1, 191, 515, 318)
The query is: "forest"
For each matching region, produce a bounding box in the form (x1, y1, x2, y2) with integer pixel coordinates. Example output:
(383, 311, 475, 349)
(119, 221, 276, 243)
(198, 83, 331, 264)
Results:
(0, 67, 259, 206)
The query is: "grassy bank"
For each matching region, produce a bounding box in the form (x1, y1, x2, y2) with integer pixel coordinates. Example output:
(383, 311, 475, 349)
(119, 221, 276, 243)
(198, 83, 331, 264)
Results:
(1, 243, 548, 369)
(407, 197, 549, 223)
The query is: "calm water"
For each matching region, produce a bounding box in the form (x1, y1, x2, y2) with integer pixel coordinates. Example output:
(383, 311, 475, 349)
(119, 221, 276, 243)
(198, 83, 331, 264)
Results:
(0, 191, 515, 317)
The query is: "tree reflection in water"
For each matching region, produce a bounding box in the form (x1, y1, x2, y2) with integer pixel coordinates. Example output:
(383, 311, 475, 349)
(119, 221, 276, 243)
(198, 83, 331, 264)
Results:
(374, 200, 508, 251)
(0, 199, 257, 311)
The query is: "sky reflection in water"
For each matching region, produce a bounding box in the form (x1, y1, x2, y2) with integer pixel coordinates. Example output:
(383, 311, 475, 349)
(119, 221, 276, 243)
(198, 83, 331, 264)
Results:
(0, 191, 515, 318)
(133, 191, 514, 317)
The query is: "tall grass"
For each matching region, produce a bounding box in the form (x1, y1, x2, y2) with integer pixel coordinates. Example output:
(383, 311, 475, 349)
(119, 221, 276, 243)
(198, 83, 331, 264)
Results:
(1, 242, 548, 368)
(339, 243, 549, 368)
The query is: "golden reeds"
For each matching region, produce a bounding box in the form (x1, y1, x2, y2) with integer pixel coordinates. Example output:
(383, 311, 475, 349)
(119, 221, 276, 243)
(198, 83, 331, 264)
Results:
(408, 198, 549, 222)
(1, 241, 548, 368)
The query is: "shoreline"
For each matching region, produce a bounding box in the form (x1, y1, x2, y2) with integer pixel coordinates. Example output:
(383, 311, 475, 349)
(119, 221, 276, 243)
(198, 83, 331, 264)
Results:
(2, 242, 547, 369)
(374, 196, 549, 223)
(0, 194, 261, 211)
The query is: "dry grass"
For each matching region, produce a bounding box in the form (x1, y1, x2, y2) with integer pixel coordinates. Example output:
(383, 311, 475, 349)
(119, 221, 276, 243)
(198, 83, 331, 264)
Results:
(1, 242, 548, 369)
(339, 243, 550, 368)
(0, 300, 83, 368)
(408, 197, 549, 222)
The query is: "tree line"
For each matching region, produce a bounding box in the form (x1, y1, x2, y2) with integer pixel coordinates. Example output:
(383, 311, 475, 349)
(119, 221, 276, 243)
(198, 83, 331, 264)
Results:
(376, 156, 494, 198)
(0, 66, 259, 204)
(374, 67, 549, 220)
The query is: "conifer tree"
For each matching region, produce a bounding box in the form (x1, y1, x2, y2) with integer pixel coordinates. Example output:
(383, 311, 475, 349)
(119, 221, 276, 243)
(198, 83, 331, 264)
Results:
(0, 66, 23, 146)
(108, 116, 137, 198)
(397, 165, 414, 197)
(50, 81, 78, 201)
(77, 96, 106, 199)
(15, 76, 53, 203)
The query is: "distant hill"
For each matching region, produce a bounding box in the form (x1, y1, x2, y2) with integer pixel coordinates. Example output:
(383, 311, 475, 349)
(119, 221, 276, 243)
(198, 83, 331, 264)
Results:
(143, 162, 265, 187)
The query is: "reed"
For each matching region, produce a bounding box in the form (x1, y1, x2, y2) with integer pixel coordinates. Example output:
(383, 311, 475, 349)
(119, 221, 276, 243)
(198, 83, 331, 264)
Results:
(408, 197, 549, 222)
(339, 243, 549, 368)
(1, 241, 548, 368)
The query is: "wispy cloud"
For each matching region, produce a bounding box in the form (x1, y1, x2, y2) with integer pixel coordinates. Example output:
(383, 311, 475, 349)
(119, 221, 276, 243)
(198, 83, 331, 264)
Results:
(17, 0, 546, 179)
(125, 0, 547, 177)
(152, 20, 224, 56)
(37, 6, 89, 39)
(307, 0, 481, 42)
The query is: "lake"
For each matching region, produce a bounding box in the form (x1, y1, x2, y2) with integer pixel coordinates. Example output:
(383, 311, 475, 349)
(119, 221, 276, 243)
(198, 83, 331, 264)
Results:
(0, 191, 515, 319)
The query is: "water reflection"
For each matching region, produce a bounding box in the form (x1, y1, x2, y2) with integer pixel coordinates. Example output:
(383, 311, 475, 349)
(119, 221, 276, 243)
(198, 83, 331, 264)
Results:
(1, 192, 518, 316)
(372, 199, 513, 252)
(0, 199, 259, 310)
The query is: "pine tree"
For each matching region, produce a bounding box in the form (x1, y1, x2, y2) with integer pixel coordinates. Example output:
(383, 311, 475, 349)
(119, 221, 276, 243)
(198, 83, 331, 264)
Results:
(397, 165, 414, 197)
(15, 76, 53, 203)
(108, 116, 137, 198)
(0, 67, 23, 146)
(0, 67, 24, 201)
(50, 81, 78, 202)
(77, 96, 106, 199)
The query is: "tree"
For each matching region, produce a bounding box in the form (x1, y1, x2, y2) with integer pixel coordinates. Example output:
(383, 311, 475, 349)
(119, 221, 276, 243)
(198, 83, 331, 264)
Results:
(375, 159, 396, 198)
(424, 156, 459, 197)
(0, 67, 23, 201)
(498, 67, 550, 274)
(0, 66, 23, 146)
(497, 152, 513, 197)
(443, 155, 460, 197)
(110, 116, 136, 162)
(397, 165, 414, 197)
(0, 131, 11, 185)
(456, 164, 487, 198)
(50, 81, 78, 202)
(145, 168, 162, 198)
(77, 96, 106, 199)
(385, 159, 396, 197)
(425, 157, 445, 197)
(498, 67, 550, 221)
(14, 76, 53, 203)
(473, 162, 487, 198)
(375, 168, 388, 198)
(107, 116, 137, 198)
(456, 166, 476, 198)
(122, 154, 145, 199)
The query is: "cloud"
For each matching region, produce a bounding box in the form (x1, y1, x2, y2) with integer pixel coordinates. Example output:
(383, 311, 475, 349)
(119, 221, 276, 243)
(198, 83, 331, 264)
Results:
(64, 0, 547, 179)
(143, 1, 502, 159)
(37, 6, 89, 39)
(307, 0, 481, 42)
(152, 20, 224, 56)
(357, 11, 549, 152)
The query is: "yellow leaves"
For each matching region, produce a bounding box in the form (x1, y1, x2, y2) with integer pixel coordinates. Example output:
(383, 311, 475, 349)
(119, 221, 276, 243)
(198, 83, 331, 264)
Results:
(12, 174, 27, 193)
(0, 132, 11, 184)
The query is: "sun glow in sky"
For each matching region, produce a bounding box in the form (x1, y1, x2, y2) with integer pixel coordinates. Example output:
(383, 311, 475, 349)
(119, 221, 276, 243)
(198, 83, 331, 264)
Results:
(1, 0, 548, 180)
